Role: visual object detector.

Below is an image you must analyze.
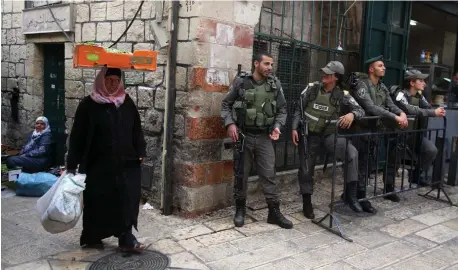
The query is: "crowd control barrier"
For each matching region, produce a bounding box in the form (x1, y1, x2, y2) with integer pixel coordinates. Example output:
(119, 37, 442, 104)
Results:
(311, 115, 455, 242)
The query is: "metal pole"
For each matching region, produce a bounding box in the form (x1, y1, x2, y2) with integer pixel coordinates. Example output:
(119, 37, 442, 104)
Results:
(161, 0, 179, 216)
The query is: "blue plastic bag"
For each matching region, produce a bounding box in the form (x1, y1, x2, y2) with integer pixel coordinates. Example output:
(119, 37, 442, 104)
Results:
(16, 172, 58, 197)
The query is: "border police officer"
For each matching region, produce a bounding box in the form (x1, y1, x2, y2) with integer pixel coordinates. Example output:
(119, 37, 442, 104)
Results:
(391, 69, 445, 185)
(221, 52, 293, 229)
(351, 55, 409, 211)
(292, 61, 366, 218)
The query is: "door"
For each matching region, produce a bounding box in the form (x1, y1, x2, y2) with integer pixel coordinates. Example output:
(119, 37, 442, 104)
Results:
(43, 44, 66, 166)
(360, 1, 412, 87)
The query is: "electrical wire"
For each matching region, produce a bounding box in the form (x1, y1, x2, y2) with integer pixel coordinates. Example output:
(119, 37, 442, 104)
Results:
(337, 0, 357, 49)
(109, 1, 145, 48)
(46, 0, 145, 48)
(45, 0, 163, 88)
(46, 0, 74, 44)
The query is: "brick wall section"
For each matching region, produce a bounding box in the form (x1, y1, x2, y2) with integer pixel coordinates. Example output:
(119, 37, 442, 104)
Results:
(174, 1, 262, 215)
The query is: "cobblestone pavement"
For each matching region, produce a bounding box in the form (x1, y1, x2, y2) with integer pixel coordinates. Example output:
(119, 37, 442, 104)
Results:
(2, 173, 458, 270)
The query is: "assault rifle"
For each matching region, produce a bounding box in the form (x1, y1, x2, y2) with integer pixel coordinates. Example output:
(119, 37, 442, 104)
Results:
(299, 83, 314, 173)
(223, 64, 245, 196)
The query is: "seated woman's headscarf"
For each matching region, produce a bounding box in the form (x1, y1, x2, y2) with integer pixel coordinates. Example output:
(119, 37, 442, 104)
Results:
(32, 116, 51, 138)
(90, 67, 126, 108)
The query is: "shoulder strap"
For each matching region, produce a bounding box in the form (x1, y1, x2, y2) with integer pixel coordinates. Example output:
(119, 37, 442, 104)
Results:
(242, 76, 254, 90)
(308, 83, 320, 104)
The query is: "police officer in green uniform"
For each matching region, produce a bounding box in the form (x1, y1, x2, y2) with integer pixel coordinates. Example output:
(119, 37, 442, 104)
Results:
(221, 52, 293, 229)
(291, 61, 366, 218)
(391, 69, 445, 186)
(351, 55, 409, 211)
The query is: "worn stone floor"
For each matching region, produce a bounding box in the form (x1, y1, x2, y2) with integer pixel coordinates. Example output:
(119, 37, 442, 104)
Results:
(2, 172, 458, 270)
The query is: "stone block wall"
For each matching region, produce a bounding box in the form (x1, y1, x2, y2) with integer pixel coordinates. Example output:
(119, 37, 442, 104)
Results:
(69, 0, 172, 204)
(172, 0, 263, 216)
(1, 0, 33, 147)
(1, 0, 366, 216)
(1, 0, 169, 205)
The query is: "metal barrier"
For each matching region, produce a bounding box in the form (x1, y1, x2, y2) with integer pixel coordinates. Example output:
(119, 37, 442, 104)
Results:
(311, 115, 455, 242)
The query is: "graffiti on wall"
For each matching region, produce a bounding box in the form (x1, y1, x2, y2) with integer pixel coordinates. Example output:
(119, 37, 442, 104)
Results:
(185, 0, 195, 12)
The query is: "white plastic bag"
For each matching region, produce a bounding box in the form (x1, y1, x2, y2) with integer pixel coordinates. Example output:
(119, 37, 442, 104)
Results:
(36, 172, 86, 234)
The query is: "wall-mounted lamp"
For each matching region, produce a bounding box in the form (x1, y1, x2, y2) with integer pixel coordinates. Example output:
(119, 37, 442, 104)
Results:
(410, 20, 417, 26)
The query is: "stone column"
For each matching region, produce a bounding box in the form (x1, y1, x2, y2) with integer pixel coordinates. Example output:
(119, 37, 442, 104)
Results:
(173, 0, 262, 216)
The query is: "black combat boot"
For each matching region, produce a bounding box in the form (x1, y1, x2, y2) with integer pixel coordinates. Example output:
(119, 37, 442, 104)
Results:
(357, 190, 376, 213)
(409, 169, 428, 187)
(345, 182, 363, 213)
(384, 184, 400, 202)
(233, 199, 246, 227)
(267, 201, 293, 229)
(302, 194, 315, 219)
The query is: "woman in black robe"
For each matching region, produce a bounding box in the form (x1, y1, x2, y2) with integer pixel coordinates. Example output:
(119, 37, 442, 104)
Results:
(66, 67, 147, 253)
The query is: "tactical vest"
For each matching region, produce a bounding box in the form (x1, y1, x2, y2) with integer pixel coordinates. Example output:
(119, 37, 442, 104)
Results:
(304, 86, 339, 135)
(407, 93, 420, 130)
(411, 95, 420, 107)
(233, 76, 278, 130)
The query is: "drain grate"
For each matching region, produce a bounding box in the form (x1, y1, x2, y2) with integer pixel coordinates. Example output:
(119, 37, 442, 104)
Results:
(89, 250, 169, 270)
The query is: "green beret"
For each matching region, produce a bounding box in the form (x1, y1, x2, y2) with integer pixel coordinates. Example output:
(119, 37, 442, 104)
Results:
(364, 55, 384, 66)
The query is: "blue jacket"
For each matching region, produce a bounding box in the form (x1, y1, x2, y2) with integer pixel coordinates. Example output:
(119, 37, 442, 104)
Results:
(21, 132, 52, 160)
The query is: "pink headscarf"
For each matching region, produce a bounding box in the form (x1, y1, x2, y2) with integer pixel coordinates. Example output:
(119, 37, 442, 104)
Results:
(90, 67, 126, 108)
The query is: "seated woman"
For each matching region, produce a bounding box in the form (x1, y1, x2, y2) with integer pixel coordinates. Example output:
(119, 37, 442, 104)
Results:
(6, 116, 53, 173)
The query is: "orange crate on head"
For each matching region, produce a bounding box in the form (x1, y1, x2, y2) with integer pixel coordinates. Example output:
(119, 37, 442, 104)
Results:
(73, 44, 158, 71)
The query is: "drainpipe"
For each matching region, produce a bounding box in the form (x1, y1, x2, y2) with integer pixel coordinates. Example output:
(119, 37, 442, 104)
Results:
(161, 0, 179, 216)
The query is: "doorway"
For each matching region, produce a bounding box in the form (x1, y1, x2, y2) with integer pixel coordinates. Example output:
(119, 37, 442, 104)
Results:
(43, 43, 66, 166)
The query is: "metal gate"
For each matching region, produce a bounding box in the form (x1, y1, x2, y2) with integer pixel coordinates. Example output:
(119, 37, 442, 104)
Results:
(43, 43, 67, 166)
(252, 1, 360, 172)
(361, 1, 411, 87)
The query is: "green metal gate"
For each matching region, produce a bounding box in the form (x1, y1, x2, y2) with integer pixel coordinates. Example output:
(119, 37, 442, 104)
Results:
(360, 1, 412, 168)
(252, 1, 360, 172)
(43, 44, 67, 166)
(360, 1, 412, 86)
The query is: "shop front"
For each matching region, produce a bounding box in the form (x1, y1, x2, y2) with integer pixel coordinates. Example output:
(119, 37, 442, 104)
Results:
(407, 1, 457, 108)
(407, 2, 458, 175)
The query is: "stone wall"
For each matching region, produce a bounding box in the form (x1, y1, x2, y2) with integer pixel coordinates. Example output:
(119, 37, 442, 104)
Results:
(1, 0, 365, 216)
(71, 0, 168, 203)
(172, 0, 262, 216)
(2, 0, 32, 147)
(1, 0, 168, 205)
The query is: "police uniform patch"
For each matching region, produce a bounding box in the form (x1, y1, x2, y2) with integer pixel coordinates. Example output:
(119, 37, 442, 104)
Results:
(313, 103, 329, 111)
(357, 88, 366, 98)
(396, 92, 408, 105)
(348, 96, 358, 106)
